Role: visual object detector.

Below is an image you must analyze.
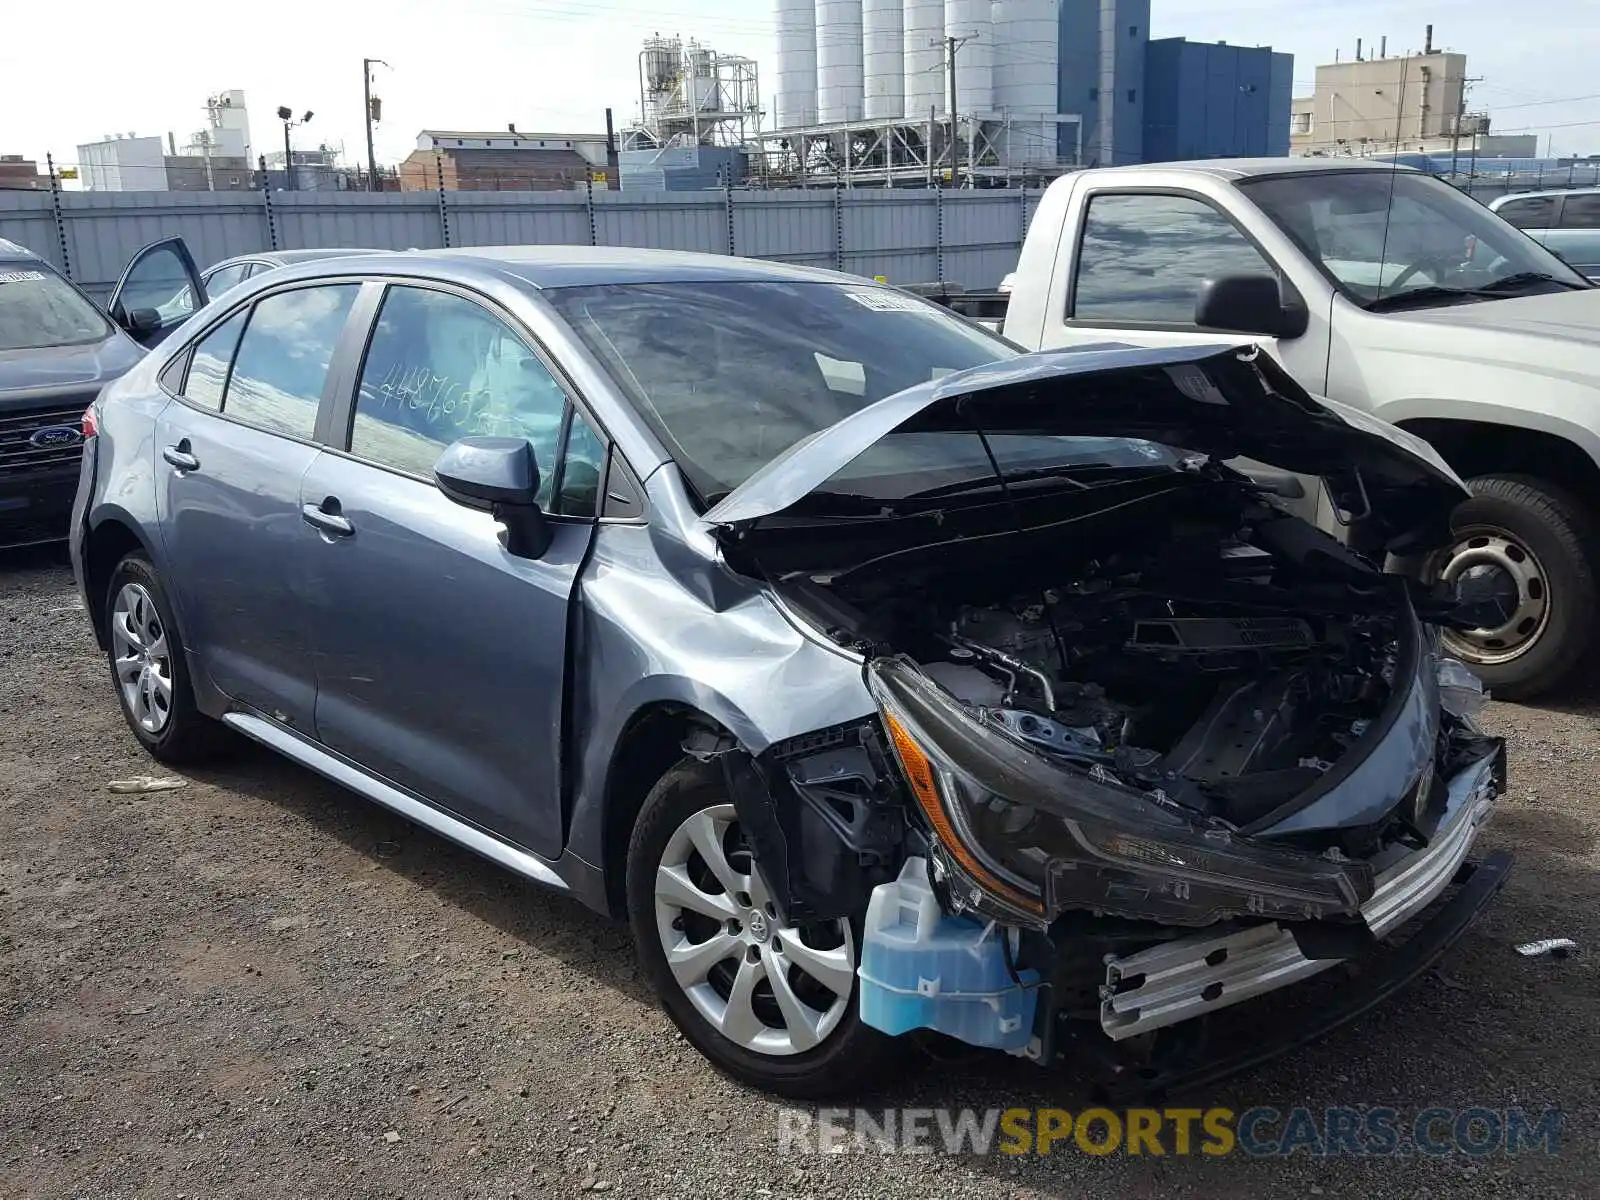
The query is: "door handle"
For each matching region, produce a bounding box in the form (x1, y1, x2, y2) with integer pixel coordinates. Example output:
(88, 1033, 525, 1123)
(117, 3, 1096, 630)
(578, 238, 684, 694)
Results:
(301, 500, 354, 538)
(162, 442, 199, 472)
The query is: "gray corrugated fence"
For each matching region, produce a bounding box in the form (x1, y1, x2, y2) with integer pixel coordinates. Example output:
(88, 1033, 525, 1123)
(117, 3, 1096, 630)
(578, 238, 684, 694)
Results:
(0, 184, 1029, 302)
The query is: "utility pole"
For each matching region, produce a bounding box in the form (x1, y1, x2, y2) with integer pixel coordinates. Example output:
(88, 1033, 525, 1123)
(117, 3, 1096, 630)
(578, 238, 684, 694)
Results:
(939, 34, 974, 185)
(1449, 75, 1483, 181)
(363, 58, 389, 192)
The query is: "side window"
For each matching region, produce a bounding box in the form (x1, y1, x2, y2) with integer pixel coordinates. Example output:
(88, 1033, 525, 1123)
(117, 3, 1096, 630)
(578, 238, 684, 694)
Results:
(1496, 195, 1558, 230)
(116, 242, 198, 326)
(556, 412, 606, 517)
(1560, 194, 1600, 229)
(225, 285, 359, 439)
(204, 263, 251, 296)
(181, 310, 248, 411)
(1073, 193, 1277, 324)
(349, 286, 571, 505)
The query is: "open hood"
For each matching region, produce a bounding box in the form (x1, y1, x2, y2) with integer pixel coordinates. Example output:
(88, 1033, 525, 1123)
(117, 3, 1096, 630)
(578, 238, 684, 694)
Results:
(700, 342, 1468, 551)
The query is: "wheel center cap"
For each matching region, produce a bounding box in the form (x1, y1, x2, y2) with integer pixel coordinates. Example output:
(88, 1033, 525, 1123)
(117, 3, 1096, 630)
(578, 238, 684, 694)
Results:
(747, 910, 769, 942)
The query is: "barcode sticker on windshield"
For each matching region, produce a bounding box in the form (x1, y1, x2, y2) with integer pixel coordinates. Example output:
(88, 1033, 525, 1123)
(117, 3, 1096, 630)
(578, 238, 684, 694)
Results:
(844, 289, 931, 313)
(0, 269, 47, 285)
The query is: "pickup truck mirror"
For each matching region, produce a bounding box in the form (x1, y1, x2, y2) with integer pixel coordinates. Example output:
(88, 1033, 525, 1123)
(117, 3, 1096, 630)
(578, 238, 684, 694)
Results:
(1194, 274, 1309, 340)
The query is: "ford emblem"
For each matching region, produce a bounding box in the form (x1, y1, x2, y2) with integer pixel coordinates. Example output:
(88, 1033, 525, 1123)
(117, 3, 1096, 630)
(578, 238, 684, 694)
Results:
(28, 424, 84, 449)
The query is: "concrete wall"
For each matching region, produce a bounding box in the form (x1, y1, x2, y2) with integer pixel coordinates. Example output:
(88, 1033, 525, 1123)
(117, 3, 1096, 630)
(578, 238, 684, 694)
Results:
(1143, 40, 1293, 162)
(0, 185, 1038, 301)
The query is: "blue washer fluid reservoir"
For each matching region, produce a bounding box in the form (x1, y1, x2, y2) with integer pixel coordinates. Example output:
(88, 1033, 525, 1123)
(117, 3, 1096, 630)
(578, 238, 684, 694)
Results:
(857, 856, 1039, 1053)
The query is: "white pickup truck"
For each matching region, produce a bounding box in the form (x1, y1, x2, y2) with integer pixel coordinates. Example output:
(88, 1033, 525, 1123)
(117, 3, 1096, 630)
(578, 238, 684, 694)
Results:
(997, 157, 1600, 699)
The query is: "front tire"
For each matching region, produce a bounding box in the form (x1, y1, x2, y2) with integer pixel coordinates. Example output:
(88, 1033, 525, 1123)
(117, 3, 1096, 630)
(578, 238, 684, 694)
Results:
(1422, 475, 1598, 701)
(626, 760, 898, 1098)
(104, 553, 231, 764)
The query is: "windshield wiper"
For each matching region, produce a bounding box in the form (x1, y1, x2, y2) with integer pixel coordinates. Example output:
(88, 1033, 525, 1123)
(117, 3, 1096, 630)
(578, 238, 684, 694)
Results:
(1473, 271, 1589, 294)
(1366, 271, 1589, 312)
(903, 462, 1181, 501)
(1363, 285, 1483, 313)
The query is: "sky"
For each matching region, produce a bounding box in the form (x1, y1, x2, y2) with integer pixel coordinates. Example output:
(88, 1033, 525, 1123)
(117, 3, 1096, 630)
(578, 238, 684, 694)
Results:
(4, 0, 1600, 173)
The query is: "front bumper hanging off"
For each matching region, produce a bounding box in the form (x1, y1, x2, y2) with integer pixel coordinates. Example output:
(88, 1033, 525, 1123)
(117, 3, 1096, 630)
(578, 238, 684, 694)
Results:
(1098, 748, 1502, 1042)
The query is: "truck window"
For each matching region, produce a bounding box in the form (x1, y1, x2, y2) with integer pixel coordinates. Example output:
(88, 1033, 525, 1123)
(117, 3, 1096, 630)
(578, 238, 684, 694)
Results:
(1561, 193, 1600, 229)
(1071, 193, 1277, 325)
(1496, 195, 1559, 230)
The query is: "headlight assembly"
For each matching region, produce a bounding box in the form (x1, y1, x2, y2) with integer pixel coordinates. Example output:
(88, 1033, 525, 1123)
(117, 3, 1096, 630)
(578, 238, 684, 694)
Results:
(867, 657, 1376, 928)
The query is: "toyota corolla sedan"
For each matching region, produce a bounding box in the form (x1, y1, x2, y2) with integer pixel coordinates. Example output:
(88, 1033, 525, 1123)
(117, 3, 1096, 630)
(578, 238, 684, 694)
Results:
(71, 246, 1510, 1097)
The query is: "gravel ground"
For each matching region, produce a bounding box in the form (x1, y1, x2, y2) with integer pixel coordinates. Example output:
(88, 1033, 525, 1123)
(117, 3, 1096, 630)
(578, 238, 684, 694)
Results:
(2, 545, 1597, 1198)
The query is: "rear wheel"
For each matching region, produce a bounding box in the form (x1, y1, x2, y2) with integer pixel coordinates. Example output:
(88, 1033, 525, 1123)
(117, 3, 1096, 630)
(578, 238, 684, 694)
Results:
(1421, 475, 1598, 701)
(626, 761, 897, 1098)
(105, 554, 231, 764)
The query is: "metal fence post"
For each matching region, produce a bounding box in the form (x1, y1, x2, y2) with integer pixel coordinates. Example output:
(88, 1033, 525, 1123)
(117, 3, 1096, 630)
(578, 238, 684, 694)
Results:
(723, 174, 736, 257)
(1019, 186, 1030, 249)
(935, 181, 945, 283)
(833, 181, 845, 271)
(258, 155, 280, 250)
(434, 150, 452, 248)
(44, 154, 72, 279)
(585, 177, 598, 247)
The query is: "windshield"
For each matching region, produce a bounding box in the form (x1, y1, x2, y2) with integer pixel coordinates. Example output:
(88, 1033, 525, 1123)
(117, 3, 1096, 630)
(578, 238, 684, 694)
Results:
(0, 263, 114, 351)
(545, 280, 1175, 505)
(1241, 170, 1589, 308)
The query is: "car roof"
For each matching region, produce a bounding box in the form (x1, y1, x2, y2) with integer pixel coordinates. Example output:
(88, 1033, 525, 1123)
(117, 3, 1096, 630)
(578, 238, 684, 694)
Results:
(1094, 157, 1422, 181)
(207, 247, 387, 272)
(1488, 187, 1600, 205)
(263, 245, 871, 290)
(0, 237, 43, 262)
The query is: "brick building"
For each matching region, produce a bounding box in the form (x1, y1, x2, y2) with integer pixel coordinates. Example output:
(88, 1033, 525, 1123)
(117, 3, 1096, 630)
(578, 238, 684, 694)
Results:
(398, 130, 612, 191)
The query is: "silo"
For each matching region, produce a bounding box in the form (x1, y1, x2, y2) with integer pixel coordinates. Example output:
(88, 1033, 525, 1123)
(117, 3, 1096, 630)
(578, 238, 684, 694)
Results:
(992, 0, 1059, 165)
(863, 0, 905, 120)
(775, 0, 818, 128)
(817, 0, 866, 123)
(903, 0, 946, 118)
(945, 0, 993, 116)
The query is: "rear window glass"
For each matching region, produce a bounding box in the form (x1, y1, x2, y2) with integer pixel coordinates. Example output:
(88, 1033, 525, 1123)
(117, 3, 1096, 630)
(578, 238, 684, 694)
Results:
(0, 264, 113, 351)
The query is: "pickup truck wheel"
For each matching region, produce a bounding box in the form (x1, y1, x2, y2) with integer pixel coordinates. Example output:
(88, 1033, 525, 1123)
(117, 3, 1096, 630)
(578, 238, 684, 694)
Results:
(626, 760, 898, 1098)
(1422, 475, 1597, 700)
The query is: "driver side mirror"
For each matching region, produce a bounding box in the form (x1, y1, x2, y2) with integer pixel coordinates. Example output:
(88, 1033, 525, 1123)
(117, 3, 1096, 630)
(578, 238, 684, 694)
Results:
(118, 306, 162, 337)
(434, 436, 551, 559)
(1194, 274, 1309, 340)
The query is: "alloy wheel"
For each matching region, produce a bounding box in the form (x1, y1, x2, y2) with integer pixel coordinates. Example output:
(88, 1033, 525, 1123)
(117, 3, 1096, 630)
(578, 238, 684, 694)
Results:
(1428, 527, 1551, 667)
(110, 582, 174, 734)
(652, 804, 856, 1057)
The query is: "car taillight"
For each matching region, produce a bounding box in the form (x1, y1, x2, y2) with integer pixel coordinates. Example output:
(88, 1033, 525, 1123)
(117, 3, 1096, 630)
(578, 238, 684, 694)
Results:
(81, 404, 99, 438)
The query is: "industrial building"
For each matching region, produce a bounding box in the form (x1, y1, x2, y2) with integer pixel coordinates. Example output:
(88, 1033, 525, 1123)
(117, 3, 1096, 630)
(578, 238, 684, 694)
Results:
(762, 0, 1290, 185)
(1143, 39, 1292, 163)
(1289, 31, 1482, 159)
(75, 90, 257, 191)
(398, 131, 613, 191)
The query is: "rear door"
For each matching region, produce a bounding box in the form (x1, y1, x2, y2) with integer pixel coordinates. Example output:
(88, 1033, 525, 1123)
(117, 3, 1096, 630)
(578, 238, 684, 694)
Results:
(297, 282, 605, 859)
(107, 237, 208, 348)
(153, 280, 363, 730)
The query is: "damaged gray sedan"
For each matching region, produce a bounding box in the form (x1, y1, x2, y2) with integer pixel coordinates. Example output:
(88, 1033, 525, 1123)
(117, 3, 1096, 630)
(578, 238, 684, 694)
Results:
(70, 249, 1509, 1099)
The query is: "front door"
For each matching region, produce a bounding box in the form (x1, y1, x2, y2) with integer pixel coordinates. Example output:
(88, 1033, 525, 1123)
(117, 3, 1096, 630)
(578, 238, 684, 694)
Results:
(107, 237, 208, 348)
(1049, 191, 1334, 526)
(154, 282, 362, 730)
(298, 283, 606, 859)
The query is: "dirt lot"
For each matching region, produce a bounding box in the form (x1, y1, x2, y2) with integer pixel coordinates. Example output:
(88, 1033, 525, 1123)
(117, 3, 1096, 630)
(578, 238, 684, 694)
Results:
(2, 545, 1597, 1198)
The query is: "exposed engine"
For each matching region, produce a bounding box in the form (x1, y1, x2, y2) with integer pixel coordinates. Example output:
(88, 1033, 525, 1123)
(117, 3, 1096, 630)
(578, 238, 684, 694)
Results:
(910, 524, 1400, 826)
(782, 494, 1408, 829)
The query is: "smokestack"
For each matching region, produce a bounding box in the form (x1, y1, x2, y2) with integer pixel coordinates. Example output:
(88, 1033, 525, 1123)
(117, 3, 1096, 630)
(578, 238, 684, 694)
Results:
(1356, 37, 1363, 61)
(1425, 24, 1433, 53)
(1380, 35, 1387, 58)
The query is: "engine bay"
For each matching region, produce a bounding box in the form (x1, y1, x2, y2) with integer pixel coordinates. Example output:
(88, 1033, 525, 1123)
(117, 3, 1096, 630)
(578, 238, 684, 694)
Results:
(781, 490, 1409, 828)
